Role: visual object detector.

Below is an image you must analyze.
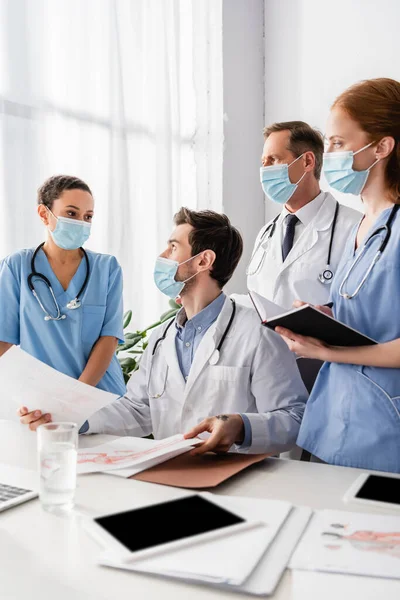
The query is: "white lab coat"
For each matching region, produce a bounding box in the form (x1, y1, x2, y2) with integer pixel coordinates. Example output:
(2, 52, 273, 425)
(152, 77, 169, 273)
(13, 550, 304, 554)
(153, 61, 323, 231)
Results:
(247, 192, 361, 309)
(88, 297, 308, 454)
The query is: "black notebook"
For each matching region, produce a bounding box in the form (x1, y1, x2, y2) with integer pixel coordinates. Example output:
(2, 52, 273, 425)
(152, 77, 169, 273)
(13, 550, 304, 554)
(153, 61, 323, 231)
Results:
(249, 291, 376, 347)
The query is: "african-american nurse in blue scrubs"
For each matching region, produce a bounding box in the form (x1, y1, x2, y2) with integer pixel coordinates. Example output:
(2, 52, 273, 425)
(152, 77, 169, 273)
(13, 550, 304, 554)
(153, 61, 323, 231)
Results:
(0, 175, 126, 422)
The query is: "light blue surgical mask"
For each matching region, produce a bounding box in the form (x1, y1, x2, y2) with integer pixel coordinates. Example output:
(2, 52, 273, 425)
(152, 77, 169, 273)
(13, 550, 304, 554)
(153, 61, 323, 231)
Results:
(323, 142, 379, 195)
(260, 154, 306, 204)
(47, 209, 91, 250)
(153, 253, 202, 298)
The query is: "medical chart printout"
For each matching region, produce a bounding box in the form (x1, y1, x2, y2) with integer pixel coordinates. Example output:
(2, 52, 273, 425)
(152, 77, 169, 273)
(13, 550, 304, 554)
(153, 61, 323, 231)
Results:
(76, 434, 202, 475)
(290, 509, 400, 579)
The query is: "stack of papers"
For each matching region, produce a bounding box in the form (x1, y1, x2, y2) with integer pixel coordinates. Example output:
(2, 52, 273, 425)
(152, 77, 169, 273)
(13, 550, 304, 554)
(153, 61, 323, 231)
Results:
(93, 494, 311, 595)
(0, 347, 118, 428)
(290, 509, 400, 579)
(77, 434, 202, 476)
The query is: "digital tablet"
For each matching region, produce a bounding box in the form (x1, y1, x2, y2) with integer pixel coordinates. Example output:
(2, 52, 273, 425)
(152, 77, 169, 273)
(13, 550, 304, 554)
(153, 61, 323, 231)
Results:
(343, 472, 400, 511)
(85, 494, 260, 561)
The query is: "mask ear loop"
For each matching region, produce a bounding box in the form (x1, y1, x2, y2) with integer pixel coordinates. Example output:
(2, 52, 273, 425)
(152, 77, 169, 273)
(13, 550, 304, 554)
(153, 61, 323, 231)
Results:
(288, 153, 307, 185)
(174, 251, 206, 299)
(353, 141, 374, 156)
(353, 141, 381, 172)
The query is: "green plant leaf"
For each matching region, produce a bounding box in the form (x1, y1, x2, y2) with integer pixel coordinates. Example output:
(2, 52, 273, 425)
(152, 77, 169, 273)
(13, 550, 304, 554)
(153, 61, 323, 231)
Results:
(169, 299, 181, 309)
(123, 310, 132, 329)
(119, 357, 137, 371)
(123, 333, 143, 343)
(118, 337, 142, 352)
(160, 308, 179, 322)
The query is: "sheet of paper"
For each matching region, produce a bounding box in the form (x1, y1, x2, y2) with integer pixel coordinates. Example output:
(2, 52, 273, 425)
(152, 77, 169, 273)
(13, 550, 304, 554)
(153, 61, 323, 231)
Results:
(290, 509, 400, 580)
(77, 434, 202, 474)
(248, 290, 287, 321)
(0, 346, 118, 428)
(108, 446, 194, 478)
(99, 494, 292, 586)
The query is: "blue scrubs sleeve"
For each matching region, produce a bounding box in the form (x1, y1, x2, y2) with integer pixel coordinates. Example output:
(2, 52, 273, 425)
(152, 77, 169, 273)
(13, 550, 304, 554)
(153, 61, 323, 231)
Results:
(100, 260, 125, 344)
(0, 260, 21, 345)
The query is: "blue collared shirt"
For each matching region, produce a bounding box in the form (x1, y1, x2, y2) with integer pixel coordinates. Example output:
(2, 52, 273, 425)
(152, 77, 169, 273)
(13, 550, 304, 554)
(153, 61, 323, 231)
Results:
(175, 292, 226, 380)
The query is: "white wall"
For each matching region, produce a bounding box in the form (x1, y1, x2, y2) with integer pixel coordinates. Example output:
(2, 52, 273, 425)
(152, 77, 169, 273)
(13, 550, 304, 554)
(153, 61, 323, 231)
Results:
(223, 0, 265, 293)
(264, 0, 400, 221)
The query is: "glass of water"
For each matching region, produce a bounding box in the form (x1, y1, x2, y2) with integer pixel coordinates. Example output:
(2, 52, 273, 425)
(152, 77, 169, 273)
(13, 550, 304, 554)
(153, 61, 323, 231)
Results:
(37, 422, 78, 511)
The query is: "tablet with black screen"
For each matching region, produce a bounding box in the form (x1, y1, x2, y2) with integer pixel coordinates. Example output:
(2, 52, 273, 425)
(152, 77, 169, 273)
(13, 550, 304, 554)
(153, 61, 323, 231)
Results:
(87, 494, 251, 560)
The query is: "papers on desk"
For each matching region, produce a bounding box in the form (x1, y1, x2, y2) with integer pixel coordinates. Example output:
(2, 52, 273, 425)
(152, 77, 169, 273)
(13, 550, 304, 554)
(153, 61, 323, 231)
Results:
(290, 509, 400, 580)
(95, 494, 310, 595)
(0, 347, 118, 428)
(77, 434, 202, 475)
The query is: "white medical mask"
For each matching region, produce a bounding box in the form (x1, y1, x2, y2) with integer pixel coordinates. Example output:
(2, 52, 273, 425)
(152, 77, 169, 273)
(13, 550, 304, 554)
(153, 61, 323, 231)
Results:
(323, 142, 380, 195)
(260, 154, 306, 204)
(153, 252, 203, 298)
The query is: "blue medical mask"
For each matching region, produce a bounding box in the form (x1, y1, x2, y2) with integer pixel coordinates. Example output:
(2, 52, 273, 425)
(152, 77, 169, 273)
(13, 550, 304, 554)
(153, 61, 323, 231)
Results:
(323, 142, 379, 195)
(47, 209, 91, 250)
(154, 253, 202, 299)
(260, 154, 306, 204)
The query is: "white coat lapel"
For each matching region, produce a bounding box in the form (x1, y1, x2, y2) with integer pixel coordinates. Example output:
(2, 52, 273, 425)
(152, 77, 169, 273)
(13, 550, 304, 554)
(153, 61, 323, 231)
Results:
(279, 193, 336, 272)
(183, 297, 233, 399)
(265, 214, 283, 267)
(160, 318, 186, 392)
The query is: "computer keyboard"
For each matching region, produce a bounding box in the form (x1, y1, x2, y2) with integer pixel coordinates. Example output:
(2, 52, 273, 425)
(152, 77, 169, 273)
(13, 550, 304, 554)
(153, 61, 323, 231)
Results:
(0, 481, 38, 512)
(0, 482, 32, 503)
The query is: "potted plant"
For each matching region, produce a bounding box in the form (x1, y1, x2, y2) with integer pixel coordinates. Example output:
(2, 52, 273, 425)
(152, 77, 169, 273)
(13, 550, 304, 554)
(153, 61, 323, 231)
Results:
(116, 299, 180, 383)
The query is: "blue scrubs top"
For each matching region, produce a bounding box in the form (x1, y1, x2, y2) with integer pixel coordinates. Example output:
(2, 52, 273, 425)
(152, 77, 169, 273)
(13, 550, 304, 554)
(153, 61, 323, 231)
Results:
(0, 247, 126, 396)
(298, 206, 400, 473)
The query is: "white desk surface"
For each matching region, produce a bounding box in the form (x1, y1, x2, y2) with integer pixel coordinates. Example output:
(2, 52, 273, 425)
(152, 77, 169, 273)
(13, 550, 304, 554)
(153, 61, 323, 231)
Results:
(0, 420, 399, 600)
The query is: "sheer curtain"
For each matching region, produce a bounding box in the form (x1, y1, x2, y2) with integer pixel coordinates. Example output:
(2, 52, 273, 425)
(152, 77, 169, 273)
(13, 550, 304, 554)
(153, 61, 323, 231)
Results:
(0, 0, 223, 327)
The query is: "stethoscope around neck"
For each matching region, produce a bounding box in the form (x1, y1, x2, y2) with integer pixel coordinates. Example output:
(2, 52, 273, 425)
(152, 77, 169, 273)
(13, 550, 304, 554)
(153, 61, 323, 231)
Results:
(147, 298, 236, 399)
(246, 201, 340, 285)
(27, 242, 90, 321)
(339, 204, 400, 300)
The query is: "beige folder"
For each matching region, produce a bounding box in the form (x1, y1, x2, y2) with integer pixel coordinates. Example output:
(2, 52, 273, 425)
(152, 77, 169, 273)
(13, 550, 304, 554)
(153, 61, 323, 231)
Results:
(130, 451, 269, 488)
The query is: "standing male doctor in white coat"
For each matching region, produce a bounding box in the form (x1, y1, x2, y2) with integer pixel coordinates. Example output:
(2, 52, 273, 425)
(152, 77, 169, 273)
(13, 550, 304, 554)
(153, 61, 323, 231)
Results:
(21, 208, 308, 455)
(247, 121, 360, 308)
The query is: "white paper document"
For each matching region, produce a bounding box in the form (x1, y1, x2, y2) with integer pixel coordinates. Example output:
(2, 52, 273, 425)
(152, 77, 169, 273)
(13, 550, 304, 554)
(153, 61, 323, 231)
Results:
(99, 494, 293, 588)
(77, 434, 202, 475)
(290, 509, 400, 580)
(248, 290, 287, 321)
(0, 346, 118, 428)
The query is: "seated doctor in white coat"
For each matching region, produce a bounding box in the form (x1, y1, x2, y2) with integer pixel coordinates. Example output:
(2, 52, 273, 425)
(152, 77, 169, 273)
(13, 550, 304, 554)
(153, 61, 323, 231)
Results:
(247, 121, 360, 309)
(21, 208, 308, 454)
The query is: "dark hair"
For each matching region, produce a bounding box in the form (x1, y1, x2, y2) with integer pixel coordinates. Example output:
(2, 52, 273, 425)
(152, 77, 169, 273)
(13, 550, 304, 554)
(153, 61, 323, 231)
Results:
(37, 175, 93, 209)
(263, 121, 324, 179)
(333, 78, 400, 202)
(173, 207, 243, 288)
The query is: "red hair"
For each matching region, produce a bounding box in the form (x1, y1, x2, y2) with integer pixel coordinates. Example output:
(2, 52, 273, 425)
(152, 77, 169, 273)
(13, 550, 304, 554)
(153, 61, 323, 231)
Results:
(333, 78, 400, 202)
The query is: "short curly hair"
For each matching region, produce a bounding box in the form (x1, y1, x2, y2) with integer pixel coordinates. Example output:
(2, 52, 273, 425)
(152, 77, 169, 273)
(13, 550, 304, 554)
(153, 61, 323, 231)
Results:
(37, 175, 92, 209)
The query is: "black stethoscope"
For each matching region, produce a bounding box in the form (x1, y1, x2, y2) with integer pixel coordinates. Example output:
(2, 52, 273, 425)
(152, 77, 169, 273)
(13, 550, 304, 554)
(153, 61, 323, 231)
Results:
(147, 298, 236, 398)
(27, 242, 90, 321)
(339, 204, 400, 300)
(246, 201, 340, 285)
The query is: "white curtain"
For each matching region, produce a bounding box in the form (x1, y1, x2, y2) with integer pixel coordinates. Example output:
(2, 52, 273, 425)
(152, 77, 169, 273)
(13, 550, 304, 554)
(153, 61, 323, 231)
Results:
(0, 0, 223, 327)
